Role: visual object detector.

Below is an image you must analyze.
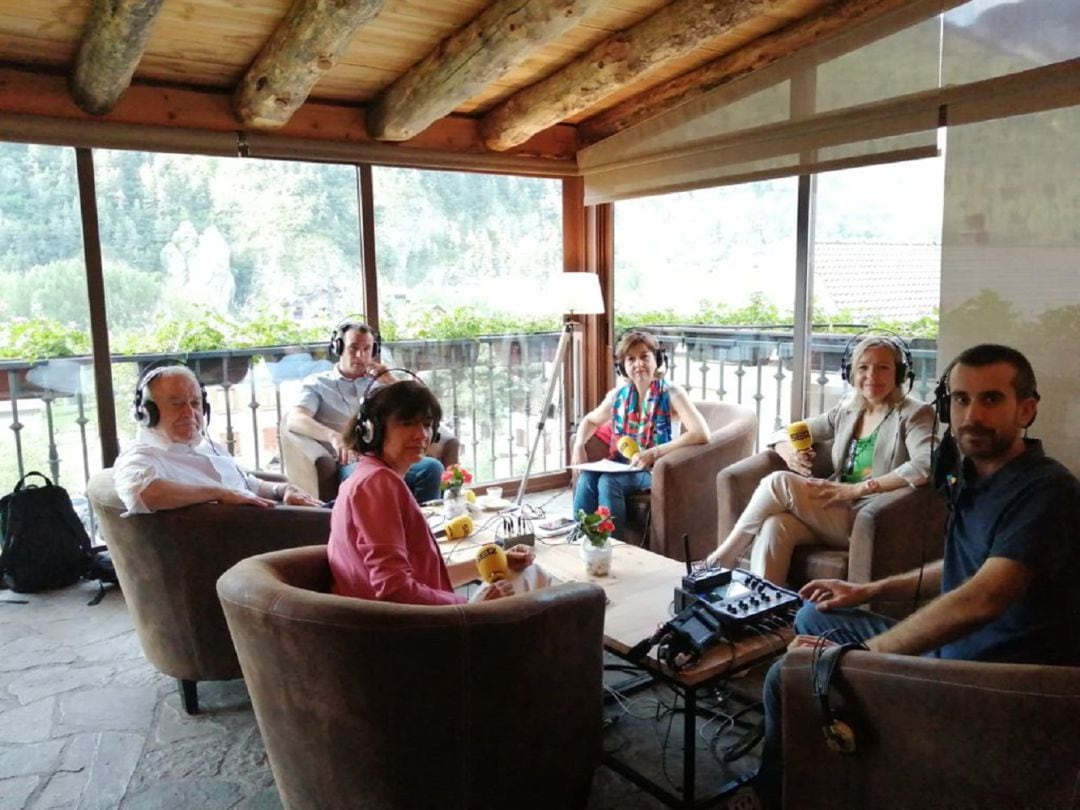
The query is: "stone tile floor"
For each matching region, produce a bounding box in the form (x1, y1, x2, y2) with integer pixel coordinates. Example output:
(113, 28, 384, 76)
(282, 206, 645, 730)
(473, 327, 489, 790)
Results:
(0, 487, 765, 809)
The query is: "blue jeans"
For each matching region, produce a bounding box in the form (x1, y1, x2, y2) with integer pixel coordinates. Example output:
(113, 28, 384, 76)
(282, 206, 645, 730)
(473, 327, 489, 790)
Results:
(340, 456, 444, 504)
(572, 470, 652, 540)
(758, 603, 896, 808)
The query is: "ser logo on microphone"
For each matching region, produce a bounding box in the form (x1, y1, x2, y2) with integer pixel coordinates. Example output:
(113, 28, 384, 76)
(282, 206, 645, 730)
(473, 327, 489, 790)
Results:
(475, 543, 509, 583)
(616, 435, 640, 462)
(786, 421, 813, 452)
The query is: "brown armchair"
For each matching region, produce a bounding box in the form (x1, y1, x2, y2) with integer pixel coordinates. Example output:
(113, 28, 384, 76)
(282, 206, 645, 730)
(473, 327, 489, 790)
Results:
(279, 419, 460, 502)
(716, 448, 946, 617)
(586, 401, 757, 562)
(217, 545, 606, 810)
(780, 648, 1080, 809)
(87, 469, 331, 714)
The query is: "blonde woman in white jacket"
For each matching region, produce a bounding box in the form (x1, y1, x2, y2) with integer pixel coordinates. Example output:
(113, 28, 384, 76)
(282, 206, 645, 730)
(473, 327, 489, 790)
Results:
(707, 336, 934, 586)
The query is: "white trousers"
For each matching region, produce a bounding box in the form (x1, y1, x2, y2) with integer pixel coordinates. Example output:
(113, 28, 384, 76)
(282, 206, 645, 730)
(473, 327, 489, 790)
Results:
(725, 471, 856, 586)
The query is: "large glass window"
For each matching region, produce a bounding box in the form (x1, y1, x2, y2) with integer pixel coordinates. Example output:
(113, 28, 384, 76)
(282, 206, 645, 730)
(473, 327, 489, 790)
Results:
(0, 143, 97, 502)
(94, 151, 363, 472)
(613, 179, 799, 446)
(811, 156, 945, 414)
(373, 168, 564, 483)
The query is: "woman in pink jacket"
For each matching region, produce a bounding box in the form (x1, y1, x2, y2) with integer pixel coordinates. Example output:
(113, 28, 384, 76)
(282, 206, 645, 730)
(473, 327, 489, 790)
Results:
(327, 379, 531, 605)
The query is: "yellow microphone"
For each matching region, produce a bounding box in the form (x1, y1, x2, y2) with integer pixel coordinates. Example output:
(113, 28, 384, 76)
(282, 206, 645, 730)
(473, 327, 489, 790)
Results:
(616, 435, 640, 462)
(475, 543, 509, 583)
(444, 514, 474, 541)
(786, 421, 813, 453)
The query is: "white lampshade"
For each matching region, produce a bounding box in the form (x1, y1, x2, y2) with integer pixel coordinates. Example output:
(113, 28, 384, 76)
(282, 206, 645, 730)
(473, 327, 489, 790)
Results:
(557, 273, 605, 315)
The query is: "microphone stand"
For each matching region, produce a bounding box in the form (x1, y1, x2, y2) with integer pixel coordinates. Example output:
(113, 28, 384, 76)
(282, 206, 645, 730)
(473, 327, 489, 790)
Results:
(515, 322, 576, 506)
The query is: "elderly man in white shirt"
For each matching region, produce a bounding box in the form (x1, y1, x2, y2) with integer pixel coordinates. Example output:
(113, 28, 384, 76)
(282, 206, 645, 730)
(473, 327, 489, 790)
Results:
(114, 364, 322, 514)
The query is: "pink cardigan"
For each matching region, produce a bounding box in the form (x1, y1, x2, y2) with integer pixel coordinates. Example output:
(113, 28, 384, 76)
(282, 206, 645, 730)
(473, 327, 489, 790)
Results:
(328, 455, 464, 605)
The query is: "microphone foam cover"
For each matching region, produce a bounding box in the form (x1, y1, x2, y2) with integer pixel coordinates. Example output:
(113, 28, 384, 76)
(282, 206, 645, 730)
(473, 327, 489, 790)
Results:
(444, 514, 474, 541)
(786, 421, 813, 452)
(475, 543, 509, 583)
(616, 435, 640, 460)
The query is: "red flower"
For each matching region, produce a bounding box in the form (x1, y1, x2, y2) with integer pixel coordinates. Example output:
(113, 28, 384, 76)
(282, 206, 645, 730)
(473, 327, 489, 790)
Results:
(597, 519, 615, 533)
(596, 505, 611, 518)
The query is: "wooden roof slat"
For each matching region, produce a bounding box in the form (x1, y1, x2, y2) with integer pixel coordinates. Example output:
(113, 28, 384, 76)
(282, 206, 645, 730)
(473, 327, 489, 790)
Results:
(234, 0, 387, 130)
(479, 0, 802, 151)
(367, 0, 606, 142)
(70, 0, 166, 116)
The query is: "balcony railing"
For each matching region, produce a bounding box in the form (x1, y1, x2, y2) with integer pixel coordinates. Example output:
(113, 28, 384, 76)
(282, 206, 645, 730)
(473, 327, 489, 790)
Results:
(1, 330, 940, 503)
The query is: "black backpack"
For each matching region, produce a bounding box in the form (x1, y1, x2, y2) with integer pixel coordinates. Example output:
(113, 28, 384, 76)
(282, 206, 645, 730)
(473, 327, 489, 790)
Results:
(0, 472, 93, 593)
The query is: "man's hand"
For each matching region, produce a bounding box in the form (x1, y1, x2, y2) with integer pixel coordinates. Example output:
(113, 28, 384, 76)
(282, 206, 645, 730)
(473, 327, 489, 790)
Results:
(805, 479, 862, 508)
(775, 441, 814, 476)
(506, 544, 535, 572)
(788, 634, 836, 652)
(217, 489, 276, 508)
(329, 434, 359, 466)
(798, 578, 873, 611)
(281, 485, 324, 508)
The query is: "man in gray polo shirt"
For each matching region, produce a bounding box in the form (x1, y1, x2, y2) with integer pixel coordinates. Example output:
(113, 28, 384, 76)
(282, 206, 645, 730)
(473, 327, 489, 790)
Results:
(286, 319, 444, 502)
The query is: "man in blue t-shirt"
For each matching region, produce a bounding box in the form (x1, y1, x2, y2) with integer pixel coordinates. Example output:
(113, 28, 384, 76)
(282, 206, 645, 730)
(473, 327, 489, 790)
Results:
(754, 344, 1080, 807)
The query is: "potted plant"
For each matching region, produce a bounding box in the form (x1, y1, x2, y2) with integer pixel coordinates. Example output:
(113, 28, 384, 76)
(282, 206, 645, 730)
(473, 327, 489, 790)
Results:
(574, 505, 615, 576)
(0, 317, 91, 399)
(440, 463, 473, 519)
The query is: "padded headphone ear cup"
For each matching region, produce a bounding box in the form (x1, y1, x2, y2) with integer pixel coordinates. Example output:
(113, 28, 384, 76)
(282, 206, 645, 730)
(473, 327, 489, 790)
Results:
(143, 401, 160, 428)
(359, 419, 374, 445)
(823, 719, 857, 754)
(934, 374, 950, 424)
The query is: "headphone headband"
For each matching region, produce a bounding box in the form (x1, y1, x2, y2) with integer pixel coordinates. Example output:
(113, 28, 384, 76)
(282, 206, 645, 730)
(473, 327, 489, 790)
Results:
(353, 370, 442, 451)
(329, 315, 381, 361)
(133, 359, 210, 428)
(839, 329, 914, 391)
(614, 328, 668, 378)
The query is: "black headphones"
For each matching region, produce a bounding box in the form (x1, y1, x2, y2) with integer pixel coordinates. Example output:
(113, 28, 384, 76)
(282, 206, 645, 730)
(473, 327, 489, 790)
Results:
(933, 363, 1041, 426)
(133, 360, 210, 428)
(354, 370, 441, 453)
(839, 329, 914, 391)
(813, 641, 867, 755)
(329, 316, 381, 361)
(614, 328, 669, 378)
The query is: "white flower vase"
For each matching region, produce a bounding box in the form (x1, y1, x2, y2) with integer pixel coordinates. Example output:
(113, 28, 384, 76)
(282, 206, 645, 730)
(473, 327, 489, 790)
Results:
(443, 488, 467, 519)
(580, 538, 613, 577)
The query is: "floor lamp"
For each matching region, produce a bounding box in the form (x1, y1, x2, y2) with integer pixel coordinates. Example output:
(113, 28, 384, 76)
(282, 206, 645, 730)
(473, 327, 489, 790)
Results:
(515, 273, 605, 506)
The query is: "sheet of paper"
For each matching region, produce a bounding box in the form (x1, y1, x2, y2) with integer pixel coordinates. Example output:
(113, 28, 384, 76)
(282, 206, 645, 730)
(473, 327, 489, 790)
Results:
(568, 459, 637, 473)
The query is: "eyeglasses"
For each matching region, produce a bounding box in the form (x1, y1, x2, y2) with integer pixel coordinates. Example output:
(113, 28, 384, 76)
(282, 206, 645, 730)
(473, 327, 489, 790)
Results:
(843, 437, 860, 476)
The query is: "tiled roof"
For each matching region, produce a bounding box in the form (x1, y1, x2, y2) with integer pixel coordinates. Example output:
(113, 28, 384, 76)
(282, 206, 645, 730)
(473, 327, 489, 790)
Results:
(814, 242, 940, 322)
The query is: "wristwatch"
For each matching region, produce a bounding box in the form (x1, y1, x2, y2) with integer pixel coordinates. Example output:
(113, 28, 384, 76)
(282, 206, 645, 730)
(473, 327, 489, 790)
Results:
(864, 478, 880, 494)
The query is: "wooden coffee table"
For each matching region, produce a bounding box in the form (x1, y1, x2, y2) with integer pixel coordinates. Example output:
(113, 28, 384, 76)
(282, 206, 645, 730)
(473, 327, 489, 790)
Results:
(441, 531, 794, 808)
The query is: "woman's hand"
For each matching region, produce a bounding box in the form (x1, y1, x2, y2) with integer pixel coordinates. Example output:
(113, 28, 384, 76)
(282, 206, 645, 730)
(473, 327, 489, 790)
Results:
(798, 578, 872, 611)
(478, 579, 516, 600)
(506, 544, 535, 571)
(775, 440, 815, 476)
(805, 479, 863, 508)
(631, 446, 660, 470)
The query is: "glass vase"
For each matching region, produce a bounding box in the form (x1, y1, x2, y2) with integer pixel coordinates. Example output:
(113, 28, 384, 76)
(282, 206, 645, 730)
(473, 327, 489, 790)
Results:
(579, 537, 612, 577)
(443, 487, 467, 519)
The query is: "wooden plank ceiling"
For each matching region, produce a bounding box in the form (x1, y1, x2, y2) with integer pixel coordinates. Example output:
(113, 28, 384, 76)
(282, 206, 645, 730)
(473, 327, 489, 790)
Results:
(0, 0, 918, 161)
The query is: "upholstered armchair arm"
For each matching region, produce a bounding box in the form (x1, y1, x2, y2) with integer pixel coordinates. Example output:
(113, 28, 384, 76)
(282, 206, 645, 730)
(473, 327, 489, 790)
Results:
(279, 421, 339, 501)
(781, 648, 1080, 809)
(849, 485, 947, 616)
(651, 417, 757, 562)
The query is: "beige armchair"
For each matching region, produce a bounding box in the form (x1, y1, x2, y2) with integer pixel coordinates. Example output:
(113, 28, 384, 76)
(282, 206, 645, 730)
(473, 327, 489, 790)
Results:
(716, 448, 946, 618)
(217, 545, 606, 810)
(279, 419, 460, 502)
(87, 469, 331, 714)
(781, 648, 1080, 809)
(586, 401, 757, 562)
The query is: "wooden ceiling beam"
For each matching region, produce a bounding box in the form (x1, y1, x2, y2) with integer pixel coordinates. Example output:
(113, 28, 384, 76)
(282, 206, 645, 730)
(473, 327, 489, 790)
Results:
(367, 0, 603, 142)
(479, 0, 796, 151)
(0, 67, 578, 163)
(578, 0, 959, 144)
(234, 0, 386, 130)
(71, 0, 166, 116)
